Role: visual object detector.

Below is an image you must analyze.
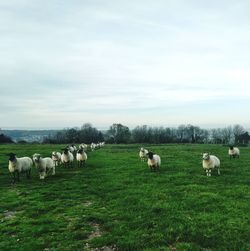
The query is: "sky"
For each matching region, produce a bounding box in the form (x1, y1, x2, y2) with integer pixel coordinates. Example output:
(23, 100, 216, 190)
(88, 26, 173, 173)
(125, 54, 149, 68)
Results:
(1, 0, 250, 130)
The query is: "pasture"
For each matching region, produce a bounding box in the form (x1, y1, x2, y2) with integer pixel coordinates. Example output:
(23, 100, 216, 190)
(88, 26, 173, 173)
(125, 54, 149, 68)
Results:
(0, 144, 250, 251)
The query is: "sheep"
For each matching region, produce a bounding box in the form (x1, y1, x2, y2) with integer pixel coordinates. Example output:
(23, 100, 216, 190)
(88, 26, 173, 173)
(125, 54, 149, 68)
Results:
(100, 142, 105, 147)
(68, 144, 77, 154)
(79, 143, 88, 151)
(139, 147, 149, 162)
(76, 149, 88, 167)
(61, 148, 74, 168)
(33, 153, 55, 180)
(91, 143, 97, 151)
(7, 153, 33, 182)
(228, 146, 240, 159)
(147, 151, 161, 171)
(51, 151, 62, 167)
(202, 152, 220, 176)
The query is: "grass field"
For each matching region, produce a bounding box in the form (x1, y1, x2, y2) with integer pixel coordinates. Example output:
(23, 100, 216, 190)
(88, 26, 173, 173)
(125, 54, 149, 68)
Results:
(0, 143, 250, 251)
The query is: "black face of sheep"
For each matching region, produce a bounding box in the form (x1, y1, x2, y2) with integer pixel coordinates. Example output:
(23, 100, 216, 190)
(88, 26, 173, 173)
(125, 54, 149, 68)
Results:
(77, 149, 83, 154)
(7, 153, 16, 162)
(147, 151, 154, 160)
(229, 146, 234, 150)
(62, 148, 69, 154)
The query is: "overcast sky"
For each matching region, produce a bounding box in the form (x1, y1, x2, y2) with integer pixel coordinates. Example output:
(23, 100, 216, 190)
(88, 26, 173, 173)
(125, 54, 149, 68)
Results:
(1, 0, 250, 129)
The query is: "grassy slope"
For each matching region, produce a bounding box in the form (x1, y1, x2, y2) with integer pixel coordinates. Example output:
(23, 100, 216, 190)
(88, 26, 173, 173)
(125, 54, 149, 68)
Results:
(0, 144, 250, 251)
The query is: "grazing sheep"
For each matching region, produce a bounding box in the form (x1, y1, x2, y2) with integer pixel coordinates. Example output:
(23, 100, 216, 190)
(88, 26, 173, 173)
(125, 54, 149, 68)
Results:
(68, 145, 77, 154)
(7, 153, 33, 182)
(76, 149, 88, 167)
(100, 142, 105, 147)
(228, 146, 240, 159)
(33, 153, 55, 180)
(202, 152, 220, 176)
(147, 151, 161, 171)
(51, 151, 62, 167)
(79, 143, 88, 151)
(139, 147, 149, 162)
(91, 143, 97, 151)
(61, 148, 74, 168)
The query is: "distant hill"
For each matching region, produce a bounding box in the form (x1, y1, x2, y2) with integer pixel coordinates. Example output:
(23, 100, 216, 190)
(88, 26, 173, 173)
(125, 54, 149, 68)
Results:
(0, 130, 59, 143)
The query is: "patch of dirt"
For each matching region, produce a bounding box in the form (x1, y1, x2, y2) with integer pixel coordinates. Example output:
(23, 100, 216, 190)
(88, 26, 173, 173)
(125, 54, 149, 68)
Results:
(88, 223, 102, 240)
(91, 246, 117, 251)
(83, 201, 93, 207)
(84, 243, 117, 251)
(3, 210, 17, 219)
(84, 222, 117, 251)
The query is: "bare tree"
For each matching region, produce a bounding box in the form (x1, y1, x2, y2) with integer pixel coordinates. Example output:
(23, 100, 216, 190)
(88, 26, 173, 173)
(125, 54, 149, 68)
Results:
(233, 124, 245, 144)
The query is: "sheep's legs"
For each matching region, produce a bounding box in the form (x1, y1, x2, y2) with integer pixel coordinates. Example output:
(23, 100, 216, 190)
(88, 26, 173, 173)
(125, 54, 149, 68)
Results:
(217, 168, 221, 175)
(26, 169, 31, 179)
(12, 171, 20, 183)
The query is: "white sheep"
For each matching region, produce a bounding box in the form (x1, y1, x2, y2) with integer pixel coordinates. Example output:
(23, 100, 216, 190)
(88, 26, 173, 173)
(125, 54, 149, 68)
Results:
(79, 143, 88, 151)
(147, 151, 161, 171)
(91, 143, 97, 151)
(61, 148, 74, 168)
(228, 146, 240, 159)
(7, 153, 33, 182)
(68, 145, 77, 154)
(76, 149, 88, 167)
(139, 147, 149, 162)
(202, 152, 220, 176)
(100, 142, 105, 147)
(33, 153, 55, 180)
(51, 151, 62, 167)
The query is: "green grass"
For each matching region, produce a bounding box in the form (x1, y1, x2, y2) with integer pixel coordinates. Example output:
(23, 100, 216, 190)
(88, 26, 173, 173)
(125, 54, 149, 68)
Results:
(0, 144, 250, 251)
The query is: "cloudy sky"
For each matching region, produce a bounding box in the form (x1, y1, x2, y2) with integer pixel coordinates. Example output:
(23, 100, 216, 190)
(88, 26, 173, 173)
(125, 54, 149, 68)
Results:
(1, 0, 250, 129)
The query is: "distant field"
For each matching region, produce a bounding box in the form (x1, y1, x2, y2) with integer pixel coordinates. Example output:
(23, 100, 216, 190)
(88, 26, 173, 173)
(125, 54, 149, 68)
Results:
(0, 144, 250, 251)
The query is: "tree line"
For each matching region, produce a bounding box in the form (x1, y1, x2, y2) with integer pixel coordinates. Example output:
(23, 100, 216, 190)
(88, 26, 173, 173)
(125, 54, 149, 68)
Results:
(41, 123, 250, 145)
(1, 123, 249, 145)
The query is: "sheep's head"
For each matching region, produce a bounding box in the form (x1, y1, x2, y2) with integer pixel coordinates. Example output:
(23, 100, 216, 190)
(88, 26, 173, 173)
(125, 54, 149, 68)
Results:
(33, 153, 41, 163)
(62, 148, 69, 154)
(77, 149, 83, 154)
(147, 151, 154, 160)
(202, 152, 210, 160)
(7, 153, 16, 162)
(229, 146, 234, 150)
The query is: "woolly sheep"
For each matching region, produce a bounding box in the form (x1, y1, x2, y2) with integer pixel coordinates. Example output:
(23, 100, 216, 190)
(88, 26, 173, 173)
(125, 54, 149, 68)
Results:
(7, 153, 33, 182)
(139, 147, 149, 162)
(100, 142, 105, 147)
(202, 152, 220, 176)
(76, 149, 87, 168)
(228, 146, 240, 159)
(51, 151, 62, 167)
(68, 145, 77, 154)
(79, 143, 88, 151)
(61, 148, 74, 167)
(147, 151, 161, 171)
(33, 153, 55, 180)
(91, 143, 97, 151)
